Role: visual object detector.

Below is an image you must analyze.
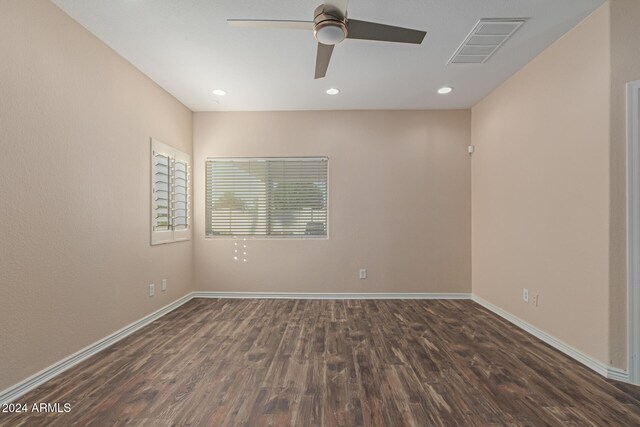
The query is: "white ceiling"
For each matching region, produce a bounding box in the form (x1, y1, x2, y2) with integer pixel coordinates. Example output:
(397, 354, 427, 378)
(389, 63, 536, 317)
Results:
(51, 0, 605, 112)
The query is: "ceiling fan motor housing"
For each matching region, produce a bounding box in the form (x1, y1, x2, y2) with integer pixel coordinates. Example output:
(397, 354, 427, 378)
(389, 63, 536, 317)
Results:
(313, 4, 347, 45)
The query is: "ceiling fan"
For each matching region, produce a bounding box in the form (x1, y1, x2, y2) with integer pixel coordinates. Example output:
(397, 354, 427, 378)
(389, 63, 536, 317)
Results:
(228, 0, 427, 79)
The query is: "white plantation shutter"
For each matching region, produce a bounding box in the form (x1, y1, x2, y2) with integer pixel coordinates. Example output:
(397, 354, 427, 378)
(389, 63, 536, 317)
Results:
(173, 160, 189, 230)
(151, 138, 191, 245)
(171, 148, 191, 242)
(206, 157, 328, 237)
(152, 152, 171, 232)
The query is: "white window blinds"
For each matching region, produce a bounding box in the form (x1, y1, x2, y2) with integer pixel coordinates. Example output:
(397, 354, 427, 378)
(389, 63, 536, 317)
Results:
(151, 138, 191, 245)
(206, 157, 328, 238)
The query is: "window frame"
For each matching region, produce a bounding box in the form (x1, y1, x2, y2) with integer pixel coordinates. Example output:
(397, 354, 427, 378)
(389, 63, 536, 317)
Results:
(204, 156, 330, 240)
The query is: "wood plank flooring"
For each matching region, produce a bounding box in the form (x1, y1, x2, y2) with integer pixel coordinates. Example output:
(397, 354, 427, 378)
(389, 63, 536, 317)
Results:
(2, 298, 640, 426)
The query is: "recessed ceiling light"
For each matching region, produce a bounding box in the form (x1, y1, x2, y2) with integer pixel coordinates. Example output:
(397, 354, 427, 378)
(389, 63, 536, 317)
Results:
(438, 86, 454, 95)
(212, 89, 227, 96)
(326, 88, 340, 95)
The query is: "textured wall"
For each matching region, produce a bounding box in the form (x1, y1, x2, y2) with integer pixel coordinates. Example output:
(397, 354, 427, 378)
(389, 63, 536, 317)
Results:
(193, 110, 471, 294)
(471, 5, 611, 364)
(0, 0, 193, 391)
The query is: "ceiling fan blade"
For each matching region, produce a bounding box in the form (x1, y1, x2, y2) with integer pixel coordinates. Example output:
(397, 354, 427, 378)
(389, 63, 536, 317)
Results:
(346, 19, 426, 44)
(227, 19, 313, 30)
(315, 43, 334, 79)
(324, 0, 349, 17)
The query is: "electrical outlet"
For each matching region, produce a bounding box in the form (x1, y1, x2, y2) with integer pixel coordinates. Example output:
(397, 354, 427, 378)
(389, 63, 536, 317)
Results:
(149, 283, 155, 297)
(523, 288, 529, 302)
(359, 269, 367, 280)
(161, 279, 167, 292)
(532, 294, 539, 307)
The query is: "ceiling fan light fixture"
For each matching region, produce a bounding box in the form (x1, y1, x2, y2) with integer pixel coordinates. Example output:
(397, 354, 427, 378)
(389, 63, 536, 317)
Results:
(314, 22, 347, 45)
(326, 88, 340, 95)
(438, 86, 454, 95)
(212, 89, 227, 96)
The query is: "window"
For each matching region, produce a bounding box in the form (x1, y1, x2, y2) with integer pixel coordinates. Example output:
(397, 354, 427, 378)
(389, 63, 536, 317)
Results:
(151, 138, 191, 245)
(206, 157, 328, 238)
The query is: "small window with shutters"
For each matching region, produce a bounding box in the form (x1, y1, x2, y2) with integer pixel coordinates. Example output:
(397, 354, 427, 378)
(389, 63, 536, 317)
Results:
(151, 138, 191, 245)
(205, 157, 328, 238)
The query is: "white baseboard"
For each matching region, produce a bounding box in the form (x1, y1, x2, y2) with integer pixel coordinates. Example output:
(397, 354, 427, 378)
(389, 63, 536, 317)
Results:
(607, 366, 631, 383)
(472, 295, 629, 383)
(191, 291, 472, 300)
(0, 293, 193, 405)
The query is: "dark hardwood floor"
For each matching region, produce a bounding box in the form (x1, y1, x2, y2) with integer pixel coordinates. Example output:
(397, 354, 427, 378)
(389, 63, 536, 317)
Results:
(2, 298, 640, 426)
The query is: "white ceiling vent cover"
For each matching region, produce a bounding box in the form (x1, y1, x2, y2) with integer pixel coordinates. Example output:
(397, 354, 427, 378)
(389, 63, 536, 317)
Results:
(448, 18, 526, 64)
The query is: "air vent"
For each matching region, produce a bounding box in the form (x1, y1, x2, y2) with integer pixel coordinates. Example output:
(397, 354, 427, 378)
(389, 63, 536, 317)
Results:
(448, 18, 526, 65)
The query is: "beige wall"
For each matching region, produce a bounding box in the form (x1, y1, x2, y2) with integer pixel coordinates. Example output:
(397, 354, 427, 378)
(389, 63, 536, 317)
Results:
(194, 111, 471, 294)
(471, 5, 612, 364)
(0, 0, 193, 391)
(609, 0, 640, 369)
